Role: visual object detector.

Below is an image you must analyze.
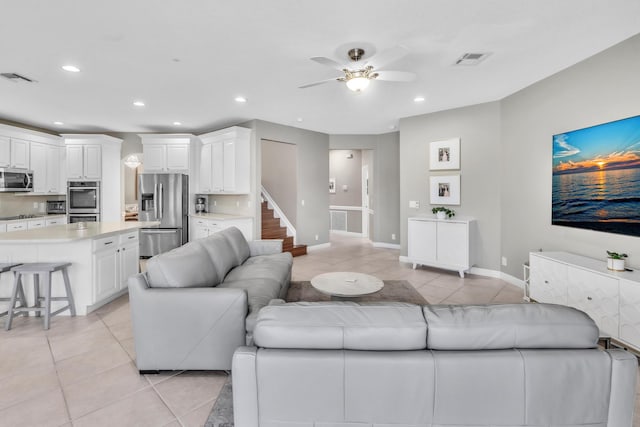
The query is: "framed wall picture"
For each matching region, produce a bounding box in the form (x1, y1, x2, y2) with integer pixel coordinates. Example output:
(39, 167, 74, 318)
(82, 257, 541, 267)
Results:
(429, 138, 460, 170)
(329, 178, 336, 193)
(430, 175, 460, 205)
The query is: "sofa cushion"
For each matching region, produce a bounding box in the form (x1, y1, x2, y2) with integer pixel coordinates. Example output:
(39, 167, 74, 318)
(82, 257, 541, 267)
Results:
(199, 233, 241, 282)
(219, 227, 251, 265)
(145, 241, 219, 288)
(225, 256, 292, 285)
(254, 302, 428, 350)
(242, 251, 293, 267)
(423, 303, 599, 350)
(219, 278, 283, 332)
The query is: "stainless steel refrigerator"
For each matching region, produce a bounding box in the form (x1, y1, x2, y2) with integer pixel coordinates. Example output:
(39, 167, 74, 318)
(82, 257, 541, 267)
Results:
(138, 173, 188, 258)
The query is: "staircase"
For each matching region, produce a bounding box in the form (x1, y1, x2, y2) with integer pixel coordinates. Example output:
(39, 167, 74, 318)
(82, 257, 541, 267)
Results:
(261, 201, 307, 257)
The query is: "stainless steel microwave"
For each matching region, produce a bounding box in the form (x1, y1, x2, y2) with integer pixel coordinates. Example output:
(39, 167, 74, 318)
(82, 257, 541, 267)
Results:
(0, 168, 33, 192)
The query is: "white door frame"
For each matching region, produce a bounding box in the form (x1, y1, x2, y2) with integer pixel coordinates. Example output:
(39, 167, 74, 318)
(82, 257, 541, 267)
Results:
(362, 165, 369, 238)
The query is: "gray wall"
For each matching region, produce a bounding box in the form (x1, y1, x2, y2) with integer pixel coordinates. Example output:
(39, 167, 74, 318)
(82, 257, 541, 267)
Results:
(500, 33, 640, 277)
(399, 102, 502, 270)
(261, 140, 297, 225)
(249, 120, 330, 246)
(330, 133, 400, 245)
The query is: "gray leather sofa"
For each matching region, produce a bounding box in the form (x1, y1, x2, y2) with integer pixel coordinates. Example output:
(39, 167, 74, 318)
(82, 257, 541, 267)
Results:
(233, 302, 637, 427)
(128, 227, 292, 372)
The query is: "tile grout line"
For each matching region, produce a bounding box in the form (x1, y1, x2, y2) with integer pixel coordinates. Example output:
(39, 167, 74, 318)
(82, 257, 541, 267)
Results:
(47, 331, 75, 425)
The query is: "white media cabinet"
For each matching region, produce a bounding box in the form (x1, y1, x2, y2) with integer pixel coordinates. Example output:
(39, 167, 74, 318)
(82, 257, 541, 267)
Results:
(407, 217, 476, 278)
(529, 251, 640, 351)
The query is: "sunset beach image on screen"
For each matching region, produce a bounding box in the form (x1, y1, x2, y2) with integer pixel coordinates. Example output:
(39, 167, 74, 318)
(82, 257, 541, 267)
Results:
(552, 114, 640, 237)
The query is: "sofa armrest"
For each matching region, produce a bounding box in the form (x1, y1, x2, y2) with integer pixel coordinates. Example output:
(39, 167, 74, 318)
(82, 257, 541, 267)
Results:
(128, 274, 248, 371)
(248, 239, 283, 256)
(232, 347, 259, 427)
(606, 348, 637, 426)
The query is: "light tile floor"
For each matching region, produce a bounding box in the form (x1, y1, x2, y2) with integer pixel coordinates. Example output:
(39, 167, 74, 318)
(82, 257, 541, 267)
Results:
(0, 233, 638, 426)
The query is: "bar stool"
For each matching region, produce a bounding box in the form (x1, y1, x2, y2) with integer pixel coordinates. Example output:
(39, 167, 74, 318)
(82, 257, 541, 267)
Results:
(1, 263, 25, 318)
(5, 262, 76, 330)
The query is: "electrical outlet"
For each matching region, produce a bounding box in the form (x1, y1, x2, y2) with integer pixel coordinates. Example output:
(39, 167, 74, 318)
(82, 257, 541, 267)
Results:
(236, 201, 240, 207)
(315, 234, 319, 241)
(501, 256, 508, 267)
(392, 234, 396, 240)
(247, 200, 251, 207)
(301, 199, 305, 206)
(33, 202, 38, 208)
(213, 200, 217, 206)
(409, 200, 420, 209)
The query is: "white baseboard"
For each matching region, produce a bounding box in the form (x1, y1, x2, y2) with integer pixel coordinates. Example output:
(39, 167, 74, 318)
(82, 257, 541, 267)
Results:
(330, 230, 364, 237)
(398, 257, 525, 289)
(306, 242, 331, 252)
(372, 242, 401, 250)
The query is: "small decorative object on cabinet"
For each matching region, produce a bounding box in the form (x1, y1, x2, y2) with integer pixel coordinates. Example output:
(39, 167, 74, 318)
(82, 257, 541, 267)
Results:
(407, 216, 476, 278)
(431, 206, 455, 219)
(606, 250, 627, 271)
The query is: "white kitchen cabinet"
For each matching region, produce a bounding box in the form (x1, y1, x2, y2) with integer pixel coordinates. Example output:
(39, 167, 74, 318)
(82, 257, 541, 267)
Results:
(45, 217, 67, 226)
(190, 216, 253, 242)
(407, 217, 476, 278)
(6, 222, 27, 232)
(66, 144, 101, 180)
(140, 135, 192, 173)
(63, 135, 122, 222)
(93, 237, 119, 303)
(10, 139, 29, 169)
(198, 127, 251, 194)
(119, 231, 140, 290)
(529, 251, 640, 350)
(0, 224, 6, 233)
(46, 145, 62, 193)
(0, 136, 11, 167)
(27, 219, 45, 229)
(30, 142, 47, 193)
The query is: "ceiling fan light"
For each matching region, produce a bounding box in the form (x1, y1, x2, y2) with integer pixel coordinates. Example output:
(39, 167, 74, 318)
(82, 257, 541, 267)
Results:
(346, 76, 370, 92)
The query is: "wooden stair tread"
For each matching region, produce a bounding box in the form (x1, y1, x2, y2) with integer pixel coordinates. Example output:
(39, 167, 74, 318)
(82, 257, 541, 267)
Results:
(261, 199, 305, 256)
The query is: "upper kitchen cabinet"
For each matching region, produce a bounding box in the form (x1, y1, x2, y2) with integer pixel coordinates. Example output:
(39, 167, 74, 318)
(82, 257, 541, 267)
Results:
(198, 126, 251, 194)
(62, 135, 122, 222)
(0, 135, 30, 169)
(0, 124, 64, 194)
(139, 134, 193, 173)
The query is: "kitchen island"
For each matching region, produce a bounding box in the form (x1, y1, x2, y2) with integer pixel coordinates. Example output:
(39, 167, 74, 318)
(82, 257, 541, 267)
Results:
(0, 222, 157, 315)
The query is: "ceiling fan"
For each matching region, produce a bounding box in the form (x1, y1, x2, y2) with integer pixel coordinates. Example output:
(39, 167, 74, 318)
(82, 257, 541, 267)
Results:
(300, 45, 416, 92)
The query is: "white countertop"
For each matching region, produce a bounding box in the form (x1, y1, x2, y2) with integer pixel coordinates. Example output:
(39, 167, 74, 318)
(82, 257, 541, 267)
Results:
(0, 221, 159, 243)
(190, 213, 253, 221)
(0, 214, 66, 224)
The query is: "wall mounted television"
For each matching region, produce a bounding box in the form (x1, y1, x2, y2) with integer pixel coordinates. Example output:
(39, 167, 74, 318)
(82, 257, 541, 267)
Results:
(552, 114, 640, 237)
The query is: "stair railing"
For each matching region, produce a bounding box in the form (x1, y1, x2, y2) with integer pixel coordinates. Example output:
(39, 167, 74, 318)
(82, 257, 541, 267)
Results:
(261, 185, 297, 245)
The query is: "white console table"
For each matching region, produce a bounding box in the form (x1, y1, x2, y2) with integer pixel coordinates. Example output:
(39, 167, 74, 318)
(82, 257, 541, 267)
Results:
(407, 217, 476, 278)
(529, 251, 640, 351)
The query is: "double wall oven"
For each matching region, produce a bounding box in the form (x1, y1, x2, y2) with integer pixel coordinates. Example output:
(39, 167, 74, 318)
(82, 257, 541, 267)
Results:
(67, 181, 101, 223)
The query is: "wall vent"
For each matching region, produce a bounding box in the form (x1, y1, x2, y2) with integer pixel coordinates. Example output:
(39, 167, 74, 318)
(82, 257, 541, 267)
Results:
(1, 72, 35, 83)
(330, 210, 347, 232)
(454, 53, 491, 66)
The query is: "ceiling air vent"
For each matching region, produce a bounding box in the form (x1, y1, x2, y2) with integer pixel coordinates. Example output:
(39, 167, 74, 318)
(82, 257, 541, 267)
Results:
(1, 72, 35, 83)
(454, 53, 491, 66)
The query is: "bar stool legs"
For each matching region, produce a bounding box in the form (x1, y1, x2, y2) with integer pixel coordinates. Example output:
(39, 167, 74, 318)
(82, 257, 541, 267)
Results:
(0, 263, 26, 318)
(5, 262, 75, 331)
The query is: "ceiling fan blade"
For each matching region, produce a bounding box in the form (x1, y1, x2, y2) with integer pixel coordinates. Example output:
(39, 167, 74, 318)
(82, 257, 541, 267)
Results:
(310, 56, 346, 71)
(366, 45, 409, 68)
(298, 77, 341, 89)
(374, 70, 416, 82)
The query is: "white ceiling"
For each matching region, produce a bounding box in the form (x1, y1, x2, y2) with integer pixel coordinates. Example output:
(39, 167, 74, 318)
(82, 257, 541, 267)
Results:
(1, 0, 639, 135)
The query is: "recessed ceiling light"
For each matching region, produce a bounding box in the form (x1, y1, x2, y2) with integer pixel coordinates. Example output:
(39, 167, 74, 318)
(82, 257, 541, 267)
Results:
(133, 101, 145, 107)
(235, 96, 247, 103)
(414, 96, 425, 103)
(389, 124, 396, 130)
(62, 65, 80, 73)
(173, 121, 182, 126)
(53, 121, 64, 126)
(296, 118, 303, 123)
